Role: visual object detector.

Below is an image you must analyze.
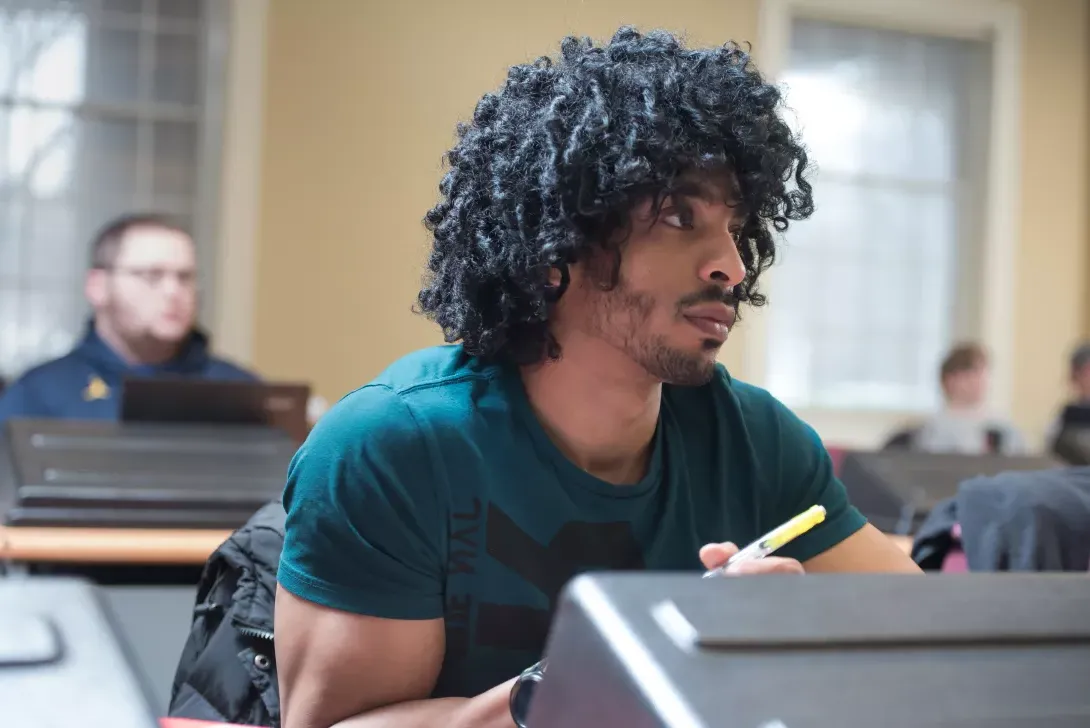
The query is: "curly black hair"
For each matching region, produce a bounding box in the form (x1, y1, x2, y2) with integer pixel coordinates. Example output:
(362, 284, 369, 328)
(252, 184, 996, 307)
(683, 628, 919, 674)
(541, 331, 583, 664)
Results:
(418, 26, 813, 365)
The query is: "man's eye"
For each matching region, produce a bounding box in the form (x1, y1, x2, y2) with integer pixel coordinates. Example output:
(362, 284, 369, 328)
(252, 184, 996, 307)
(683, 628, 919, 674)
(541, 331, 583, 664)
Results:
(661, 211, 693, 229)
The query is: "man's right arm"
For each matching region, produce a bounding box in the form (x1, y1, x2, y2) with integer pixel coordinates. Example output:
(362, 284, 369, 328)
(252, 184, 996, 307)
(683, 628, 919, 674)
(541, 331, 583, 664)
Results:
(274, 384, 515, 728)
(276, 588, 513, 728)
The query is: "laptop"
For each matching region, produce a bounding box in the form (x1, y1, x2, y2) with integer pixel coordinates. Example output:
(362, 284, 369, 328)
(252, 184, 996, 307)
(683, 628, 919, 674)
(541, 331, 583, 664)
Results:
(121, 377, 312, 444)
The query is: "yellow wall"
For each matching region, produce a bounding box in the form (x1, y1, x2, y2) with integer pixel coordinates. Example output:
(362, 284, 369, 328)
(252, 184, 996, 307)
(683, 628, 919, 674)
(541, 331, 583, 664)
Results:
(253, 0, 1088, 441)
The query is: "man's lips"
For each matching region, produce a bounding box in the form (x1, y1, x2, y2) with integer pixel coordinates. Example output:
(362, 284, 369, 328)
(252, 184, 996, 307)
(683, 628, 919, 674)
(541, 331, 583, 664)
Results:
(683, 304, 736, 340)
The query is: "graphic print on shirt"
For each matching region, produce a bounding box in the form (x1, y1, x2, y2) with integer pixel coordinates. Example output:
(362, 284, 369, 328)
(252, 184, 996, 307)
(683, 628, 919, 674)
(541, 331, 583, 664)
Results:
(443, 500, 645, 661)
(445, 496, 484, 662)
(486, 502, 645, 653)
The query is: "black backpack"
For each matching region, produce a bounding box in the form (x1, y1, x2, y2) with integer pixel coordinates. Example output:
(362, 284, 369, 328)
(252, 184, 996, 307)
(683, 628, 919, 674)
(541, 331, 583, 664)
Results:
(169, 501, 286, 726)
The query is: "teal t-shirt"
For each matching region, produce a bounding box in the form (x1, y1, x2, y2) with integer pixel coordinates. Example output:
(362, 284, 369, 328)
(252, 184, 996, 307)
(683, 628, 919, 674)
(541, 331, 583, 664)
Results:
(278, 345, 866, 698)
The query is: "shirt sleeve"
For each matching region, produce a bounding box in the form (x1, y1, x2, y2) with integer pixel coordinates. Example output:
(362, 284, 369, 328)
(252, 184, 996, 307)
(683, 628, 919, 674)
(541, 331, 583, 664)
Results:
(760, 394, 868, 563)
(277, 384, 446, 620)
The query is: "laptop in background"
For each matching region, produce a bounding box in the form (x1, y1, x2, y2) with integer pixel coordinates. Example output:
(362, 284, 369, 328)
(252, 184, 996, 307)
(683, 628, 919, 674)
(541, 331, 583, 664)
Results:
(121, 377, 312, 444)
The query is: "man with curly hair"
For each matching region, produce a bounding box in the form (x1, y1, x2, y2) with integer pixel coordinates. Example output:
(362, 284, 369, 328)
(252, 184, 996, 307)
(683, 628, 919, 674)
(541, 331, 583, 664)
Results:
(276, 27, 919, 728)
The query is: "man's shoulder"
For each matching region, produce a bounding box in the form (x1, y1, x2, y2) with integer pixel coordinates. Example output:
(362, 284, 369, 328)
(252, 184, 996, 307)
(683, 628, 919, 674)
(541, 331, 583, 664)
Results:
(6, 350, 89, 389)
(370, 344, 501, 395)
(313, 346, 504, 445)
(0, 351, 96, 421)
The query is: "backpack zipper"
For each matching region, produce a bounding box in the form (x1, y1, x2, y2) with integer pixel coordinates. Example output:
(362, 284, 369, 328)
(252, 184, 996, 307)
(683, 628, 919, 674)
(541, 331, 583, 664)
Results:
(237, 625, 275, 641)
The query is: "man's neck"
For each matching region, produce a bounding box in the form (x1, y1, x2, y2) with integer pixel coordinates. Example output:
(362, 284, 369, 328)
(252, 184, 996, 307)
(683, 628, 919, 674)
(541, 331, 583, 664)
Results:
(520, 333, 661, 485)
(94, 320, 180, 367)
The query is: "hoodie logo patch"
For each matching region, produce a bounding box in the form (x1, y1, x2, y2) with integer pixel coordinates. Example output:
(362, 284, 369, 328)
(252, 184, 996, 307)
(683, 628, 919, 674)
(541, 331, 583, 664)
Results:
(83, 375, 111, 402)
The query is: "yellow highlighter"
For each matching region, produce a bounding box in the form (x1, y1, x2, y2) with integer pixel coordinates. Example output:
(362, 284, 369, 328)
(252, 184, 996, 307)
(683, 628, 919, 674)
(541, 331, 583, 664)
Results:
(702, 505, 827, 578)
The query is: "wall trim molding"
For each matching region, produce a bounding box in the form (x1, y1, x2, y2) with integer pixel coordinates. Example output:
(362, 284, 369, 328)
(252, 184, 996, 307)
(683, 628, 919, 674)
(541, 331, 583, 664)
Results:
(210, 0, 269, 366)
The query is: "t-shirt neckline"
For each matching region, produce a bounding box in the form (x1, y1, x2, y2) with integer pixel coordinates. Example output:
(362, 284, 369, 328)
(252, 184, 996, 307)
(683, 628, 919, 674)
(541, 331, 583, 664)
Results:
(498, 364, 664, 499)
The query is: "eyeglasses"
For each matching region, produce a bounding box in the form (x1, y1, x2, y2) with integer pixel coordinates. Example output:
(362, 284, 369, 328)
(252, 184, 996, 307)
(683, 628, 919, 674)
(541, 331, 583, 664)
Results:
(105, 267, 198, 288)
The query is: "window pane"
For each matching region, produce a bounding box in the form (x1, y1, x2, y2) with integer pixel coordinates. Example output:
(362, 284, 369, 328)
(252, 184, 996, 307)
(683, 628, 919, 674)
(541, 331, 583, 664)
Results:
(0, 202, 22, 276)
(158, 0, 203, 22)
(77, 118, 139, 193)
(152, 120, 198, 198)
(153, 31, 200, 106)
(0, 287, 85, 377)
(102, 0, 144, 14)
(1, 7, 89, 103)
(22, 199, 83, 282)
(0, 107, 77, 196)
(86, 25, 142, 105)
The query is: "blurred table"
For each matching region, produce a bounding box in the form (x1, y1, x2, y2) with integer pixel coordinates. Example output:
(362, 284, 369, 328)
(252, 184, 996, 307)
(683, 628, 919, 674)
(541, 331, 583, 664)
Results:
(0, 525, 230, 565)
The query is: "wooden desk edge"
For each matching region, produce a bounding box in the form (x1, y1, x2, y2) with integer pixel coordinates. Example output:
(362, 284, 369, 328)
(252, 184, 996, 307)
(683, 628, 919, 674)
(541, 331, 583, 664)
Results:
(0, 526, 231, 565)
(1, 527, 914, 565)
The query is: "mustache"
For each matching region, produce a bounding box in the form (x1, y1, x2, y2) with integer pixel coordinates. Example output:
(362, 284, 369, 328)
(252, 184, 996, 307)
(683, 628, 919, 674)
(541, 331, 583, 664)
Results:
(677, 285, 739, 310)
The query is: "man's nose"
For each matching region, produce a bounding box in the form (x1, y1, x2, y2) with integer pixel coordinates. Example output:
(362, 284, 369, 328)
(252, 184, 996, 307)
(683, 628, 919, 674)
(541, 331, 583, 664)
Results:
(698, 232, 746, 288)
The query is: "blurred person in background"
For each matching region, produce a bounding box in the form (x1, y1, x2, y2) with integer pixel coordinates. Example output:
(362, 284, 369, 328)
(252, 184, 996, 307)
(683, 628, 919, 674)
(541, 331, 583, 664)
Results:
(0, 213, 257, 426)
(914, 342, 1027, 455)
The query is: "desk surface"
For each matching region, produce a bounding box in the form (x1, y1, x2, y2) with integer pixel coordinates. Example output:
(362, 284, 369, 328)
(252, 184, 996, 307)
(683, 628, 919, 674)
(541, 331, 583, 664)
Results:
(0, 525, 916, 565)
(0, 526, 231, 564)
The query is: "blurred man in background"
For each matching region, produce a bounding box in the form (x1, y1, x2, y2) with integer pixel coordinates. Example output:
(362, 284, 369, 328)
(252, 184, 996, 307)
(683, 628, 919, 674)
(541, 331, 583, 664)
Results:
(914, 342, 1027, 455)
(0, 213, 257, 425)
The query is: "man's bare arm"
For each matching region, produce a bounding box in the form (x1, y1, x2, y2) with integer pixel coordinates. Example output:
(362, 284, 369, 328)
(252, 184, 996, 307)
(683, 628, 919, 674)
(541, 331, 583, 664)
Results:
(275, 586, 515, 728)
(803, 523, 923, 573)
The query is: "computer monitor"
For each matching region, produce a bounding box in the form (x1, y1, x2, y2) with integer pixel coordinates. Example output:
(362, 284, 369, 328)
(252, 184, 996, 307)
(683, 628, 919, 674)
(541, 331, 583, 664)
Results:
(0, 577, 160, 728)
(528, 572, 1090, 727)
(121, 377, 311, 444)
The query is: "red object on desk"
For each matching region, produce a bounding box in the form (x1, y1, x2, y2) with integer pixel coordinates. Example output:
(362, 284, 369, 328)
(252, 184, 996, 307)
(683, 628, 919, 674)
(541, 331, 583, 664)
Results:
(160, 719, 247, 728)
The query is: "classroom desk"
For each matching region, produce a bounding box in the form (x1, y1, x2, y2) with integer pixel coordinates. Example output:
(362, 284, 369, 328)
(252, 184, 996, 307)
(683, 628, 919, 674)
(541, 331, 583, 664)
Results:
(0, 525, 231, 565)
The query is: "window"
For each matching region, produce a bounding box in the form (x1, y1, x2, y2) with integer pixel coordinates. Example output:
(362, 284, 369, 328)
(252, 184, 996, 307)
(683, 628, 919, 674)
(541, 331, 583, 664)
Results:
(0, 0, 225, 380)
(763, 18, 993, 413)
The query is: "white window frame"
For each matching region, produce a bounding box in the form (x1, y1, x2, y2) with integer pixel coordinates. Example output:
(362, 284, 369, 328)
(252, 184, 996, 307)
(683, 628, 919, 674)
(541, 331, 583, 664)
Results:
(747, 0, 1022, 448)
(209, 0, 268, 366)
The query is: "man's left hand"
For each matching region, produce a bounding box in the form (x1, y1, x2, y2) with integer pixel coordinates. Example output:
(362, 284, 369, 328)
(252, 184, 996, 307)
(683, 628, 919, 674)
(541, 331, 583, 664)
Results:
(699, 542, 805, 575)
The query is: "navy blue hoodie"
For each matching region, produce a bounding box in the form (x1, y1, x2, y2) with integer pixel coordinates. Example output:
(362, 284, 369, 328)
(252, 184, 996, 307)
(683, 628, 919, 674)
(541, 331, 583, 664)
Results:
(0, 321, 258, 426)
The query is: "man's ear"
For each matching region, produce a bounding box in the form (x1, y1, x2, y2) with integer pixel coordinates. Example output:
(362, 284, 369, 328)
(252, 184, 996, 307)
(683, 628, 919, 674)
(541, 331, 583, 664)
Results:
(85, 269, 108, 308)
(544, 264, 570, 302)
